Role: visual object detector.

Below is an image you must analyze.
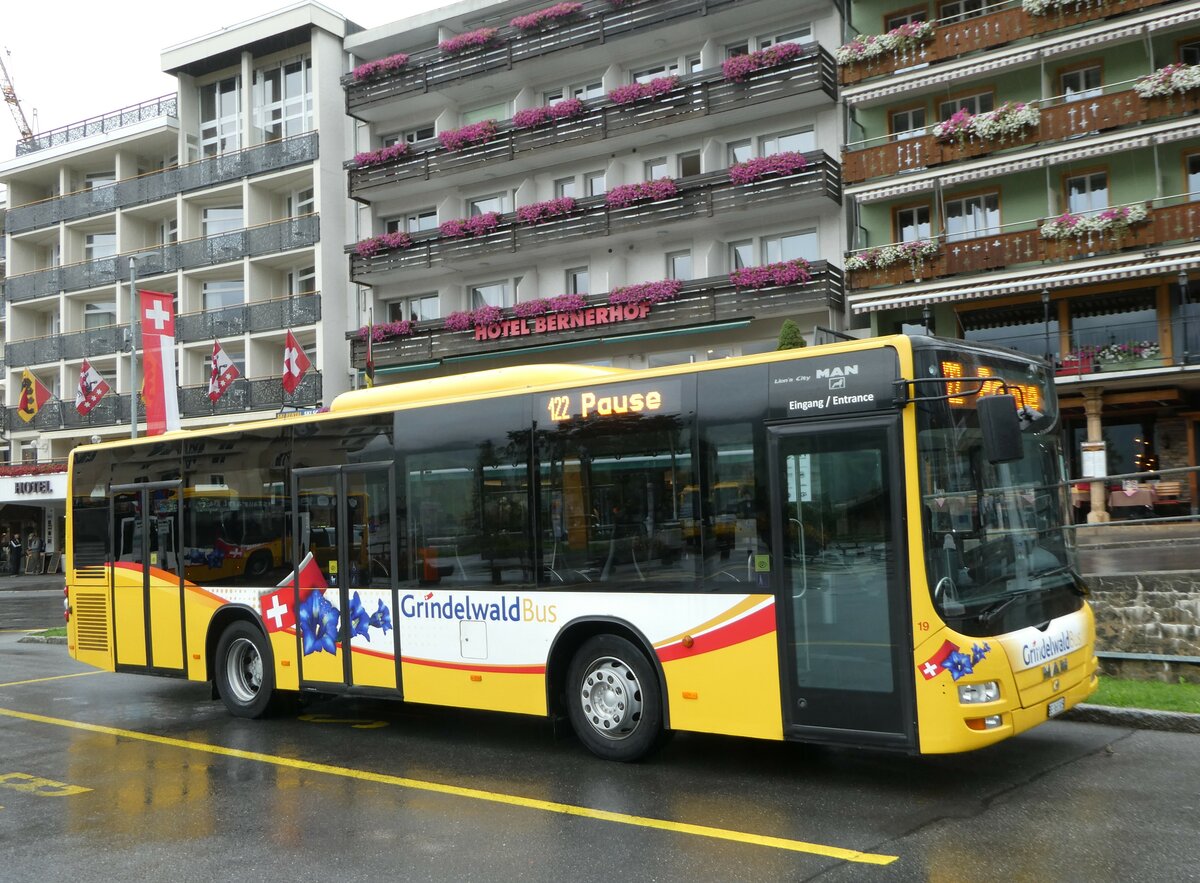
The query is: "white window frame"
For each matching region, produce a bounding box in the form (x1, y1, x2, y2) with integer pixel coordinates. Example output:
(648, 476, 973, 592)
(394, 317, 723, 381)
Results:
(729, 239, 754, 269)
(462, 101, 510, 125)
(387, 208, 438, 234)
(1061, 65, 1103, 102)
(387, 292, 440, 322)
(632, 61, 681, 83)
(938, 91, 994, 121)
(679, 151, 702, 177)
(469, 193, 508, 216)
(203, 206, 244, 238)
(759, 127, 815, 156)
(199, 75, 241, 157)
(644, 157, 669, 179)
(202, 279, 246, 311)
(762, 229, 819, 262)
(667, 250, 693, 281)
(555, 177, 578, 199)
(1065, 172, 1109, 215)
(287, 186, 315, 218)
(944, 192, 1000, 242)
(566, 266, 589, 295)
(470, 280, 514, 309)
(84, 233, 117, 261)
(254, 57, 313, 141)
(895, 206, 932, 243)
(728, 139, 753, 165)
(585, 171, 607, 196)
(287, 265, 316, 295)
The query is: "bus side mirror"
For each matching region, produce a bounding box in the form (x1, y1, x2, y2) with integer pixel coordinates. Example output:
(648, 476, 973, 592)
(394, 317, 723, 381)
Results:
(978, 395, 1024, 464)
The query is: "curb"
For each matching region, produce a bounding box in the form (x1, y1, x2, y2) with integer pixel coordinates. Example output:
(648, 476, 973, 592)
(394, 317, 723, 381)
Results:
(16, 635, 68, 645)
(1064, 703, 1200, 734)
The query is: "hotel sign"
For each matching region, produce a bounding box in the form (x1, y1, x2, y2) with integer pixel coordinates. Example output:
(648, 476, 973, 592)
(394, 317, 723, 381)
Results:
(475, 303, 652, 341)
(0, 473, 67, 502)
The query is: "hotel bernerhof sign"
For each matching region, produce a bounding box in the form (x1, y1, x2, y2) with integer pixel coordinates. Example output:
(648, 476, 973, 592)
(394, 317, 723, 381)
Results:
(0, 473, 67, 503)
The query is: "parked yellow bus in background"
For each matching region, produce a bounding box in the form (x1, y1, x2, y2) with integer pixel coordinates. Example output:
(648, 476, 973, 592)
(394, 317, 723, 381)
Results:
(65, 334, 1096, 761)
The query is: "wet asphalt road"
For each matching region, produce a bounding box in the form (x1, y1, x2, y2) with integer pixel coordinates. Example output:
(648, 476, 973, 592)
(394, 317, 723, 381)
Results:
(0, 632, 1197, 882)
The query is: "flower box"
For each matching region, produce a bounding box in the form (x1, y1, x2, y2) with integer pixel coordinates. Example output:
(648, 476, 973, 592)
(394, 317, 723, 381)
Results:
(510, 2, 584, 31)
(439, 28, 500, 56)
(1056, 355, 1094, 376)
(352, 53, 410, 82)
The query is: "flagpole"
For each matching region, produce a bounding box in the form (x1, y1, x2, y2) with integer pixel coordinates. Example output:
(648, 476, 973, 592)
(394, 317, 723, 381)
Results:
(129, 255, 139, 439)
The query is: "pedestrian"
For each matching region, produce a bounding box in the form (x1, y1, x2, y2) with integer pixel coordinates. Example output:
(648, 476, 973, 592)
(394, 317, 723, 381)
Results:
(8, 533, 23, 576)
(28, 532, 42, 573)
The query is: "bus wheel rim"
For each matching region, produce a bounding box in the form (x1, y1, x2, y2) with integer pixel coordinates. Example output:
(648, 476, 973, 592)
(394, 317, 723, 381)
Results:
(579, 656, 642, 741)
(226, 637, 262, 704)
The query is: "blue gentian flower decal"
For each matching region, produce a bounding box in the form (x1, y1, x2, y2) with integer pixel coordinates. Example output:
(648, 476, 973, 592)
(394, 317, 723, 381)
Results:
(370, 599, 392, 635)
(971, 642, 991, 665)
(941, 650, 974, 681)
(298, 589, 339, 656)
(349, 591, 371, 641)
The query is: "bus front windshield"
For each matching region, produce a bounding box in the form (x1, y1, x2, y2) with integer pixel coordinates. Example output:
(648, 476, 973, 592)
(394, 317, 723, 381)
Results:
(915, 349, 1086, 637)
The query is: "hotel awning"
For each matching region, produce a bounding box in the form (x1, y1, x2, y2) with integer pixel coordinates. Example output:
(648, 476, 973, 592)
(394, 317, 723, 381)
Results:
(848, 247, 1200, 314)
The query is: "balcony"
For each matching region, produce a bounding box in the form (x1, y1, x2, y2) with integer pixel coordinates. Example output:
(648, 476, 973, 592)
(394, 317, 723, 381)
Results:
(349, 264, 843, 371)
(5, 215, 320, 302)
(847, 198, 1199, 290)
(6, 133, 319, 235)
(347, 48, 836, 200)
(839, 0, 1172, 86)
(5, 294, 321, 367)
(344, 0, 752, 116)
(4, 372, 323, 432)
(15, 94, 178, 156)
(348, 158, 841, 285)
(843, 85, 1200, 184)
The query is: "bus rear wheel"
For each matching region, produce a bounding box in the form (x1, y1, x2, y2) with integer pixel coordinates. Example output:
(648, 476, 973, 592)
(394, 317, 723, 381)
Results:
(567, 635, 664, 762)
(215, 621, 276, 719)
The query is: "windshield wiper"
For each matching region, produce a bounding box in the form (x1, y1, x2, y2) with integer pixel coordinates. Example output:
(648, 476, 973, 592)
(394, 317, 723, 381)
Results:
(978, 595, 1022, 625)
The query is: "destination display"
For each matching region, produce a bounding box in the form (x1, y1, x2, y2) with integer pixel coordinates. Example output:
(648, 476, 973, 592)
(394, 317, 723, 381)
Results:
(536, 379, 681, 423)
(768, 347, 900, 419)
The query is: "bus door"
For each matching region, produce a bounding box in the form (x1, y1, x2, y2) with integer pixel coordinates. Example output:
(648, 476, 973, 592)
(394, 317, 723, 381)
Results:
(110, 481, 186, 673)
(291, 464, 399, 692)
(768, 417, 914, 747)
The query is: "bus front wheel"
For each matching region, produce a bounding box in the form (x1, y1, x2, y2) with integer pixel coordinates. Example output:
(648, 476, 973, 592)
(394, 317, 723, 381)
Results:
(215, 621, 276, 719)
(567, 635, 664, 762)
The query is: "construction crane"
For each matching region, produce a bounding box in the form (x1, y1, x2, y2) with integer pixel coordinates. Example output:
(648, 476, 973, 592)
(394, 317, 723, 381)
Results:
(0, 48, 34, 142)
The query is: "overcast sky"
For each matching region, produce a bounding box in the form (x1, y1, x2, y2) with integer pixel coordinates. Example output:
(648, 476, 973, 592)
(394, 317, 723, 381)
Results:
(0, 0, 454, 168)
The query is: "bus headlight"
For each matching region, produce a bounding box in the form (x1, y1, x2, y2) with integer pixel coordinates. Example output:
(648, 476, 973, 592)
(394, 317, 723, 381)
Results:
(959, 681, 1000, 704)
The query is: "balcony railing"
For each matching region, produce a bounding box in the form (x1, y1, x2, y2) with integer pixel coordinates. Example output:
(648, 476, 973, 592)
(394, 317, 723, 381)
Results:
(4, 372, 323, 432)
(344, 0, 753, 114)
(348, 264, 843, 371)
(839, 0, 1172, 86)
(5, 215, 320, 302)
(5, 294, 321, 367)
(843, 84, 1199, 184)
(15, 94, 179, 156)
(349, 158, 841, 283)
(348, 47, 836, 198)
(847, 198, 1199, 290)
(7, 132, 319, 234)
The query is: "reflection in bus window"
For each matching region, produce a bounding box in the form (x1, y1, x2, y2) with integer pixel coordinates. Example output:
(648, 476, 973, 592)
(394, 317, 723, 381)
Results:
(182, 429, 291, 588)
(537, 413, 697, 590)
(405, 431, 533, 589)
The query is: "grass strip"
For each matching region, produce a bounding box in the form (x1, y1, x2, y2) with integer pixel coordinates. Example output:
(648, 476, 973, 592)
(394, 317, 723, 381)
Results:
(1091, 677, 1200, 714)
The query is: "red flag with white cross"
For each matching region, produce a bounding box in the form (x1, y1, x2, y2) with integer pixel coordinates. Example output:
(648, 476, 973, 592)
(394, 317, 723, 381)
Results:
(282, 329, 311, 395)
(259, 552, 328, 633)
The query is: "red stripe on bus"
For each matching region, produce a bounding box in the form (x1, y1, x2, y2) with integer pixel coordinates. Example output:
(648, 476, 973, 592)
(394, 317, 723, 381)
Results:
(400, 656, 546, 675)
(655, 603, 776, 663)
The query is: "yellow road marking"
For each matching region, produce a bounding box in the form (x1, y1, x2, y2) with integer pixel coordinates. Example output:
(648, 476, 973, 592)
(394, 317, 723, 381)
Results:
(0, 705, 896, 865)
(0, 672, 104, 689)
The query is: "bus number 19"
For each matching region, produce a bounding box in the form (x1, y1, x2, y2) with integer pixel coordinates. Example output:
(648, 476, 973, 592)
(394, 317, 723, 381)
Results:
(547, 395, 572, 421)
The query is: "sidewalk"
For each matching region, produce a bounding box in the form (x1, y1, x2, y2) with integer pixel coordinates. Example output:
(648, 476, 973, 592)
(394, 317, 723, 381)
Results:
(0, 572, 65, 592)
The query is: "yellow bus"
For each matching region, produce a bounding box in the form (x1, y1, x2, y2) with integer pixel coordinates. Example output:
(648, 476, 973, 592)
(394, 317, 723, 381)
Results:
(65, 334, 1096, 761)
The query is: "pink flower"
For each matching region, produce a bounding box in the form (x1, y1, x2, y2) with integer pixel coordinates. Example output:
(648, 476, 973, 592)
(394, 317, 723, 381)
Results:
(607, 76, 680, 106)
(608, 279, 682, 305)
(439, 212, 501, 239)
(444, 311, 473, 331)
(729, 259, 812, 289)
(471, 305, 504, 326)
(605, 178, 678, 208)
(438, 119, 498, 152)
(721, 41, 805, 82)
(728, 151, 808, 185)
(513, 97, 587, 129)
(513, 299, 549, 317)
(354, 231, 412, 257)
(359, 320, 416, 341)
(516, 197, 577, 224)
(439, 27, 500, 56)
(353, 142, 410, 168)
(352, 53, 409, 81)
(548, 293, 587, 311)
(510, 2, 583, 31)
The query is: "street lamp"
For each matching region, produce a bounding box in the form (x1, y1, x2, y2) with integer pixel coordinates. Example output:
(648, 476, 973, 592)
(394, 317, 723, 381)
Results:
(1180, 268, 1191, 365)
(1041, 289, 1051, 363)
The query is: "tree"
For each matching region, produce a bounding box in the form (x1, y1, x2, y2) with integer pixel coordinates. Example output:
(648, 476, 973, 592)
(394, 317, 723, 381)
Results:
(777, 320, 806, 350)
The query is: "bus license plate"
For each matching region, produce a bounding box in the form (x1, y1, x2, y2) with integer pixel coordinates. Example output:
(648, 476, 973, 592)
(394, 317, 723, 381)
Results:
(1047, 697, 1066, 718)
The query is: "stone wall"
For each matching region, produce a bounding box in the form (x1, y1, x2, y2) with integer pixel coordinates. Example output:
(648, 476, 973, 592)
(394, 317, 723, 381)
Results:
(1085, 572, 1200, 683)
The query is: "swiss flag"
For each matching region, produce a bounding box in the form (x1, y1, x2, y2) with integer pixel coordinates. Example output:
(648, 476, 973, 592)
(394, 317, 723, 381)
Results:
(258, 552, 328, 633)
(208, 339, 241, 402)
(282, 330, 311, 395)
(139, 290, 180, 435)
(920, 639, 958, 680)
(75, 359, 111, 416)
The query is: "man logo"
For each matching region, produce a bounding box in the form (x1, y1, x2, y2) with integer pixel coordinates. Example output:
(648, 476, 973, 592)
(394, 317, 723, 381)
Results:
(817, 365, 857, 391)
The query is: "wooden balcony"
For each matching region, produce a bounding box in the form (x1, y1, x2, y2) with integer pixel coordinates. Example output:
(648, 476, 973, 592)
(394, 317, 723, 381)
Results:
(344, 0, 752, 116)
(348, 265, 843, 371)
(843, 87, 1198, 184)
(839, 0, 1172, 86)
(348, 47, 836, 200)
(847, 201, 1200, 290)
(348, 157, 842, 285)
